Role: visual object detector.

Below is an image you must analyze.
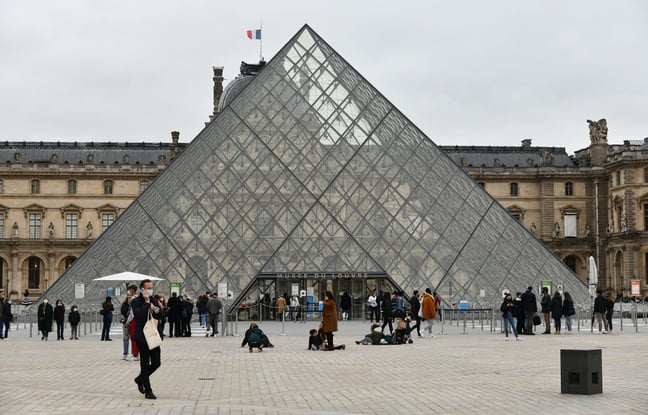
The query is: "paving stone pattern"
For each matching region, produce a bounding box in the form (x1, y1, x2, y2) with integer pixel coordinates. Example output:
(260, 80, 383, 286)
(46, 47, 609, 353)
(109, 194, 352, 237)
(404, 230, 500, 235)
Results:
(2, 319, 647, 414)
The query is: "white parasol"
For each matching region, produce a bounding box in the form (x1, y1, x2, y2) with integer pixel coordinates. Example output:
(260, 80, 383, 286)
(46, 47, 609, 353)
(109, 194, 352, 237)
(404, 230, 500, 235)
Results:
(588, 256, 598, 297)
(93, 271, 164, 281)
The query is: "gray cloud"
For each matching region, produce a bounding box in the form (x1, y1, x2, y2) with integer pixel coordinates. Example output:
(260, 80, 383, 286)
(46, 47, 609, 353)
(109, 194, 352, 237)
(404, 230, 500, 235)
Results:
(1, 0, 646, 154)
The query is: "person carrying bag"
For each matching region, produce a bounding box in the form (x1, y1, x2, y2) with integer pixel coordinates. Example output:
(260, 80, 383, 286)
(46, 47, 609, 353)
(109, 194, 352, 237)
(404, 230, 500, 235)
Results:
(131, 279, 164, 400)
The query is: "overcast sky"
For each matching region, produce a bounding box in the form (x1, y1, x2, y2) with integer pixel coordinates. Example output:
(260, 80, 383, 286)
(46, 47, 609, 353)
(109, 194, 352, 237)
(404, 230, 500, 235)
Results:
(1, 1, 646, 155)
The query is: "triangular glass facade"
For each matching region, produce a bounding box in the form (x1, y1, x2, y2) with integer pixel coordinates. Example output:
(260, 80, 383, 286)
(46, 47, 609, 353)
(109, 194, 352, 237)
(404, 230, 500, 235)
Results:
(45, 25, 589, 307)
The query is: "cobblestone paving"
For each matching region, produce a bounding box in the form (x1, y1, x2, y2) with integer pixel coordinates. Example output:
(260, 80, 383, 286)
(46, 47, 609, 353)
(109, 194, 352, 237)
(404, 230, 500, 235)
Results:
(2, 318, 646, 414)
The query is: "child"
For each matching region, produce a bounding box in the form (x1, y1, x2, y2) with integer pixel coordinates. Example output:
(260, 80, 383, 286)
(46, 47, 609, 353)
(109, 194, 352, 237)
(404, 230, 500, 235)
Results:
(68, 305, 81, 340)
(315, 322, 345, 350)
(241, 322, 274, 352)
(308, 328, 323, 350)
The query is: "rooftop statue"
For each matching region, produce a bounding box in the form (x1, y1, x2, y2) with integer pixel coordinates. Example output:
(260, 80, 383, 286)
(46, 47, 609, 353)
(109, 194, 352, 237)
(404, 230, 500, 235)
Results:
(587, 118, 608, 143)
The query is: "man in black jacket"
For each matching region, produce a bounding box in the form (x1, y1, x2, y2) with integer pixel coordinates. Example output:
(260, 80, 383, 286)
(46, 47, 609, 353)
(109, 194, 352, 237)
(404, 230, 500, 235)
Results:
(540, 287, 552, 334)
(132, 279, 164, 400)
(520, 286, 537, 335)
(593, 289, 609, 333)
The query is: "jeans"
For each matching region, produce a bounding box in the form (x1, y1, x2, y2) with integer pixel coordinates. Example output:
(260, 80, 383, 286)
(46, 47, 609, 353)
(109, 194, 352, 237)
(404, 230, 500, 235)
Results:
(423, 319, 434, 335)
(135, 341, 161, 393)
(3, 320, 8, 338)
(208, 313, 219, 335)
(122, 325, 130, 356)
(369, 306, 379, 322)
(200, 313, 207, 327)
(503, 312, 518, 338)
(564, 315, 572, 331)
(594, 312, 608, 332)
(101, 315, 112, 340)
(56, 319, 64, 339)
(553, 317, 561, 332)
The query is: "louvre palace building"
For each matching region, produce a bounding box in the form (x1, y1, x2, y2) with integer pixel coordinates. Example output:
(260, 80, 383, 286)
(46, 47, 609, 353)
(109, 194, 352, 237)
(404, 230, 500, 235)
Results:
(1, 26, 645, 311)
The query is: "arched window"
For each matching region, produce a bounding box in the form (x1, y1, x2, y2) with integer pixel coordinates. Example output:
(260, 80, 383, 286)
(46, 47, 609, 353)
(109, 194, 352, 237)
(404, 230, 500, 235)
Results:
(510, 182, 519, 196)
(28, 257, 41, 289)
(103, 180, 113, 195)
(565, 182, 574, 196)
(564, 256, 577, 273)
(64, 257, 76, 269)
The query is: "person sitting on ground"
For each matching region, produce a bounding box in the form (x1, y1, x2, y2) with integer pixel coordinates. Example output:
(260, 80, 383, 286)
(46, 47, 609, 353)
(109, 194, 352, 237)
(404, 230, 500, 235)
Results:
(308, 328, 323, 350)
(315, 322, 345, 350)
(241, 322, 274, 352)
(355, 323, 386, 345)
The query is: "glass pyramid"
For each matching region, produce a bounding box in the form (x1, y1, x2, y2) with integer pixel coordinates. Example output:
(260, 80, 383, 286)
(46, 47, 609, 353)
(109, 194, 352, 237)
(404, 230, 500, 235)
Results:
(45, 25, 589, 307)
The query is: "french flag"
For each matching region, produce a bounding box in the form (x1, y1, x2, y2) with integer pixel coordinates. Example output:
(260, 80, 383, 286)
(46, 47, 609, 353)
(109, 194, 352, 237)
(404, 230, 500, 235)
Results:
(246, 29, 261, 40)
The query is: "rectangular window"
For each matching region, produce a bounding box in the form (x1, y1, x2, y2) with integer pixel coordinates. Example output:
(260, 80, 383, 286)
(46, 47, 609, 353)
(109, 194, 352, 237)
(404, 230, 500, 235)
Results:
(644, 169, 648, 183)
(31, 179, 40, 194)
(139, 180, 149, 193)
(0, 212, 4, 238)
(29, 213, 41, 239)
(564, 214, 577, 237)
(104, 180, 113, 195)
(0, 179, 3, 194)
(616, 171, 621, 186)
(102, 213, 115, 232)
(510, 183, 519, 196)
(644, 204, 648, 231)
(68, 180, 77, 195)
(66, 213, 78, 239)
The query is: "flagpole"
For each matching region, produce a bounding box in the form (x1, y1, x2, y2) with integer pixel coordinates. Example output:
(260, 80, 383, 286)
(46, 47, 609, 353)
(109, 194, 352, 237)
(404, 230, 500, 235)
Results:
(259, 19, 263, 61)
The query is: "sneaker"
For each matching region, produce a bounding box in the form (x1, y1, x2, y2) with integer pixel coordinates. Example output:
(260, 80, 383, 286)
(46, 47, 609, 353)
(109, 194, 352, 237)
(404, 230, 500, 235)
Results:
(311, 344, 318, 350)
(249, 347, 253, 353)
(123, 355, 128, 361)
(515, 337, 522, 341)
(132, 356, 140, 361)
(505, 338, 510, 341)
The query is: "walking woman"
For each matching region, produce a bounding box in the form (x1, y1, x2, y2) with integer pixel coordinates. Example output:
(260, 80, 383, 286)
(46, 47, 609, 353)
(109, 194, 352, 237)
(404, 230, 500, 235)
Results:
(550, 291, 563, 334)
(100, 296, 114, 341)
(605, 292, 615, 332)
(500, 293, 520, 341)
(562, 292, 575, 333)
(54, 299, 66, 340)
(321, 291, 338, 351)
(380, 291, 393, 335)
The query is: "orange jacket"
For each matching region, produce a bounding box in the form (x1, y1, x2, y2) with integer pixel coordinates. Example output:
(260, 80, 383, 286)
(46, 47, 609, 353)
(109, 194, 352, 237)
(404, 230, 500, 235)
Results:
(421, 293, 436, 320)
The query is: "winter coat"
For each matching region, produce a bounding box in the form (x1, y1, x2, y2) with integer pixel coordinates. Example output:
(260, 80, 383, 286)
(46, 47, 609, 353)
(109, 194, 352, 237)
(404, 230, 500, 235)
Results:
(521, 290, 538, 313)
(321, 299, 338, 333)
(514, 297, 526, 319)
(410, 296, 421, 315)
(206, 297, 222, 315)
(131, 294, 164, 345)
(276, 297, 287, 314)
(500, 298, 516, 317)
(2, 302, 13, 323)
(605, 298, 615, 318)
(593, 295, 608, 313)
(540, 293, 551, 313)
(550, 294, 563, 318)
(421, 293, 436, 320)
(242, 327, 265, 346)
(37, 302, 53, 332)
(68, 310, 81, 326)
(562, 299, 575, 317)
(340, 294, 352, 311)
(54, 304, 65, 322)
(101, 301, 114, 318)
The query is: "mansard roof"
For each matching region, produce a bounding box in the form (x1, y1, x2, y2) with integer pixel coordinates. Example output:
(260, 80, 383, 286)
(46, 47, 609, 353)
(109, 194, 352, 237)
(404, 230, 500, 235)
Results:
(440, 145, 576, 168)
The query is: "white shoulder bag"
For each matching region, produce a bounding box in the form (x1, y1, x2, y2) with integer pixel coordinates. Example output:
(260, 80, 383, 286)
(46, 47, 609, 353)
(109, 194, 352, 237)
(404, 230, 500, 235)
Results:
(143, 310, 162, 349)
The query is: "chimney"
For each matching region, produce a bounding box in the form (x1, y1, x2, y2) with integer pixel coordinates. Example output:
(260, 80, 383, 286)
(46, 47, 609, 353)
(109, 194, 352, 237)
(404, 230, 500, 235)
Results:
(521, 139, 532, 148)
(171, 131, 181, 159)
(211, 66, 224, 120)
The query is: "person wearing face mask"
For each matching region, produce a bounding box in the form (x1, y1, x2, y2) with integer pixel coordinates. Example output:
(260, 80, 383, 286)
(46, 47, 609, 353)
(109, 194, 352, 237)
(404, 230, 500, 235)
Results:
(131, 279, 164, 400)
(38, 297, 54, 341)
(54, 299, 66, 340)
(68, 305, 81, 339)
(1, 298, 13, 338)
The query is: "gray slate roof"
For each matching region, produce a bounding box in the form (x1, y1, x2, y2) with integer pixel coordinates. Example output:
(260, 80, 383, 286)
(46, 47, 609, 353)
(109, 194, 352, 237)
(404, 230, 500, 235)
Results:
(439, 145, 576, 168)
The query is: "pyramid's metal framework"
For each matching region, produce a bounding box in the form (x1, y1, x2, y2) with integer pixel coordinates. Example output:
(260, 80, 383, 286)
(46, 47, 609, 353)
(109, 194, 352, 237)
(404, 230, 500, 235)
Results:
(44, 25, 589, 307)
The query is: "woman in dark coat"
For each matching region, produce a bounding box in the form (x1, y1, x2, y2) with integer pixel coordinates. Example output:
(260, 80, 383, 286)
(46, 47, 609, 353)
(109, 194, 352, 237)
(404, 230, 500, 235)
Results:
(37, 297, 54, 340)
(100, 296, 114, 341)
(550, 291, 563, 334)
(321, 291, 338, 351)
(380, 291, 393, 335)
(54, 299, 66, 340)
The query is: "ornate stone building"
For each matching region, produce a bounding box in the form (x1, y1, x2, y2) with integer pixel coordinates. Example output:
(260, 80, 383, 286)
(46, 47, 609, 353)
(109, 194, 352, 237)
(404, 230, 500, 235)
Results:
(0, 136, 185, 301)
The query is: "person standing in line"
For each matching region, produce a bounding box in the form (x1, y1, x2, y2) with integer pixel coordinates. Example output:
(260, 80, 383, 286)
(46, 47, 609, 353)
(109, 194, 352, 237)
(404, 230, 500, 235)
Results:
(276, 294, 287, 322)
(68, 305, 80, 339)
(340, 292, 352, 321)
(367, 290, 378, 322)
(520, 286, 538, 335)
(196, 294, 209, 328)
(593, 289, 609, 333)
(605, 292, 615, 333)
(321, 290, 339, 351)
(54, 299, 66, 340)
(433, 291, 443, 322)
(155, 294, 167, 339)
(514, 292, 526, 335)
(500, 293, 521, 341)
(100, 296, 114, 341)
(181, 295, 193, 337)
(37, 297, 53, 340)
(121, 285, 139, 360)
(562, 292, 575, 333)
(0, 297, 4, 339)
(540, 287, 551, 334)
(206, 292, 222, 337)
(408, 290, 422, 337)
(166, 292, 180, 338)
(380, 291, 393, 335)
(420, 288, 436, 338)
(550, 291, 563, 334)
(132, 279, 163, 400)
(1, 297, 13, 338)
(290, 295, 300, 321)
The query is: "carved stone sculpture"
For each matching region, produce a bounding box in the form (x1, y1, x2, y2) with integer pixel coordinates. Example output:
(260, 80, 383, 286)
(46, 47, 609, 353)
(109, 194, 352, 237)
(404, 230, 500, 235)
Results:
(87, 221, 93, 238)
(587, 118, 608, 143)
(620, 214, 627, 232)
(552, 222, 560, 239)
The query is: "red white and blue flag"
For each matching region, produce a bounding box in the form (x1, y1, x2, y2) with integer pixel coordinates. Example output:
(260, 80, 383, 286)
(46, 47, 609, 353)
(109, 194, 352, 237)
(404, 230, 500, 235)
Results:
(246, 29, 262, 40)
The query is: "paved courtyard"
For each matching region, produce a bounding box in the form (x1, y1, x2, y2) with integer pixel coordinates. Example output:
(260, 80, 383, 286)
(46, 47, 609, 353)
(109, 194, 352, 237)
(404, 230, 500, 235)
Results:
(2, 316, 647, 415)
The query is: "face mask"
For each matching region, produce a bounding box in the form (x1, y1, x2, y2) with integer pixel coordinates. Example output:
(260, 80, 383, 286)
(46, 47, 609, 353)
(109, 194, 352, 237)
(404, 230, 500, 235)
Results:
(146, 289, 154, 296)
(43, 300, 48, 304)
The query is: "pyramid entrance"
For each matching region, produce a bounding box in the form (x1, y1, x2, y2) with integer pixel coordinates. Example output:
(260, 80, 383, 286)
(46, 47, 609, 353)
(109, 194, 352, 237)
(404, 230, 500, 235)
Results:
(44, 25, 589, 311)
